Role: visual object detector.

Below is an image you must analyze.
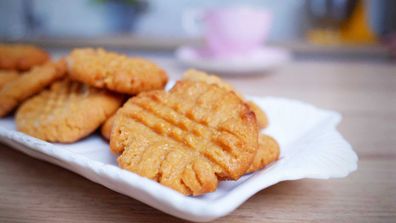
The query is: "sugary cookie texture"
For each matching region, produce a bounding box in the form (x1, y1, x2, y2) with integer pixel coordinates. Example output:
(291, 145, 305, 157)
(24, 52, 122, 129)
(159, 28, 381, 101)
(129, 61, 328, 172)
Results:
(110, 80, 259, 195)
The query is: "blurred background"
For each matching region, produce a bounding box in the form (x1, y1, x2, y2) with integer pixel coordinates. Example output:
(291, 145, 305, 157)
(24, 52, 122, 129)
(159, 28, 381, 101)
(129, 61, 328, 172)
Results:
(1, 0, 395, 60)
(1, 0, 309, 40)
(1, 2, 395, 222)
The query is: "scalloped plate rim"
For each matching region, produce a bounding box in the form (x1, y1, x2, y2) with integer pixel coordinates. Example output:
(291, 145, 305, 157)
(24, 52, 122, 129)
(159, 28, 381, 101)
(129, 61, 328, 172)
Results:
(0, 96, 358, 222)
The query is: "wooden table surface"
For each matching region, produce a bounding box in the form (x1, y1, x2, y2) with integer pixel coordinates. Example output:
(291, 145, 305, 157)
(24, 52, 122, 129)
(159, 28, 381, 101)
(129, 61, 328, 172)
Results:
(0, 56, 395, 223)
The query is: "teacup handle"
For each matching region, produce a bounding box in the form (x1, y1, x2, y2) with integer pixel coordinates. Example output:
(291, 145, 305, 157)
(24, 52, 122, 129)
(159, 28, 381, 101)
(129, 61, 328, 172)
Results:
(182, 9, 205, 36)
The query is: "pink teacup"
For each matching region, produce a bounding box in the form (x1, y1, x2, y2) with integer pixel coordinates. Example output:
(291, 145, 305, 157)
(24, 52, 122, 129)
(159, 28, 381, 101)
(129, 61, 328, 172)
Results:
(183, 6, 272, 58)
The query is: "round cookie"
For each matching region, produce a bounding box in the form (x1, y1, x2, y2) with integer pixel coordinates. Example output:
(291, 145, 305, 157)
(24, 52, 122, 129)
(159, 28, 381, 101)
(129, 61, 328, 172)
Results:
(16, 79, 123, 143)
(0, 43, 49, 71)
(246, 134, 280, 174)
(111, 80, 259, 195)
(0, 60, 66, 117)
(67, 48, 168, 95)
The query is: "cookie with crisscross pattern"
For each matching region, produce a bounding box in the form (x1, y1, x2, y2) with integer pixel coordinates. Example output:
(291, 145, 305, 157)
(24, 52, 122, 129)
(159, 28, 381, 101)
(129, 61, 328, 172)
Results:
(111, 80, 258, 195)
(67, 48, 168, 95)
(16, 79, 123, 143)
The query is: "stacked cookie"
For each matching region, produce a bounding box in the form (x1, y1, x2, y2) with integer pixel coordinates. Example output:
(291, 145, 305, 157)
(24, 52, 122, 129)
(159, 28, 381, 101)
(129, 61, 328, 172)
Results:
(102, 69, 279, 195)
(0, 44, 64, 116)
(0, 43, 279, 196)
(0, 46, 167, 142)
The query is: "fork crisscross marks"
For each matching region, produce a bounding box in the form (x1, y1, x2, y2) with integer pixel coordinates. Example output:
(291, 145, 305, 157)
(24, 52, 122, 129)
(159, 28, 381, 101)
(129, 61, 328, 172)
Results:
(129, 91, 255, 180)
(16, 79, 122, 143)
(116, 110, 218, 196)
(111, 81, 259, 195)
(163, 81, 257, 178)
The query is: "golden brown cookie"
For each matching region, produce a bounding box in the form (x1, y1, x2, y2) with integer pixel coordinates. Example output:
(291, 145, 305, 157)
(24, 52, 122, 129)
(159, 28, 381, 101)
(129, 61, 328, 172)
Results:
(246, 135, 280, 174)
(111, 80, 259, 195)
(16, 79, 123, 143)
(0, 60, 66, 117)
(182, 69, 268, 128)
(0, 43, 49, 71)
(101, 113, 115, 140)
(0, 70, 19, 89)
(67, 48, 168, 95)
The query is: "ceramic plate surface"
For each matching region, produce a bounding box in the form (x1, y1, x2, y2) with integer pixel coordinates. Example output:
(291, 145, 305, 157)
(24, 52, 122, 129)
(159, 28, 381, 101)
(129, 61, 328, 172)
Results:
(0, 96, 357, 222)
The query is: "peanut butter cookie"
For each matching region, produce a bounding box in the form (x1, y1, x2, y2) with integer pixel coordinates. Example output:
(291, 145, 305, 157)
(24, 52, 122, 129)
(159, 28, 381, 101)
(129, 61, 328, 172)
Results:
(67, 48, 168, 95)
(111, 80, 259, 195)
(16, 79, 123, 143)
(0, 60, 66, 117)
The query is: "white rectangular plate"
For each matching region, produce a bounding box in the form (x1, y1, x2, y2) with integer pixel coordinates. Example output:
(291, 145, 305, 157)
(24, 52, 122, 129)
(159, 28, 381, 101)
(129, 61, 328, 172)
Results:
(0, 96, 358, 222)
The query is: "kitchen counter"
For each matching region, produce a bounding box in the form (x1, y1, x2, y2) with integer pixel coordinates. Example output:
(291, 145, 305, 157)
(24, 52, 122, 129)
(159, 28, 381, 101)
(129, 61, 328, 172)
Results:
(0, 53, 395, 222)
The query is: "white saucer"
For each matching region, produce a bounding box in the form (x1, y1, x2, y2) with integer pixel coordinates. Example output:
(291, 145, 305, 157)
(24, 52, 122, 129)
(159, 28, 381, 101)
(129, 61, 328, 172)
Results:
(175, 46, 291, 75)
